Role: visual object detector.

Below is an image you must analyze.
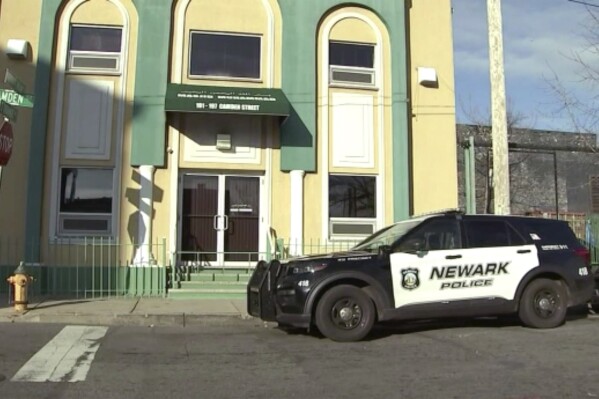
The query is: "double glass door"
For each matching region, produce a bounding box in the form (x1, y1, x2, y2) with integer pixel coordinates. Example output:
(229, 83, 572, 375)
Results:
(181, 174, 260, 266)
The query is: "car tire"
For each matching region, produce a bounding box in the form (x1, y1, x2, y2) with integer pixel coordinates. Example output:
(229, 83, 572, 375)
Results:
(518, 278, 568, 329)
(314, 285, 375, 342)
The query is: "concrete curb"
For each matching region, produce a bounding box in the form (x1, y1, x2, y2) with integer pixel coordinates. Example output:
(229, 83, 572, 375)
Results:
(0, 312, 258, 327)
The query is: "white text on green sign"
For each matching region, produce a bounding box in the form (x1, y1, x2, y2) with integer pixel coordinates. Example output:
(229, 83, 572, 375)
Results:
(0, 89, 33, 108)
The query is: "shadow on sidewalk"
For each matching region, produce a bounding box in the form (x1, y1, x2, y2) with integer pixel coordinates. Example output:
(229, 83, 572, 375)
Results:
(19, 295, 137, 311)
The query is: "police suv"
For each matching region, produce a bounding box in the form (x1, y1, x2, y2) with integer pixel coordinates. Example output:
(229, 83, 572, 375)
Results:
(247, 211, 595, 342)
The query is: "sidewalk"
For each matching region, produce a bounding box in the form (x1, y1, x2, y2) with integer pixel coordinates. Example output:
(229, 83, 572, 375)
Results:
(0, 297, 253, 327)
(1, 296, 596, 328)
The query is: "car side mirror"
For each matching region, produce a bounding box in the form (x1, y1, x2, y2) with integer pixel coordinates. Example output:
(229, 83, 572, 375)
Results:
(378, 245, 392, 258)
(403, 238, 424, 252)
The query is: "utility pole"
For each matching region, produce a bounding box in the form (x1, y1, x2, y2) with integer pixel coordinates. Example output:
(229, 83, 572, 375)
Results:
(487, 0, 510, 214)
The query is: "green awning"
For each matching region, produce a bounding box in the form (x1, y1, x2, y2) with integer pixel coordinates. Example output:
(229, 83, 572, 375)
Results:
(165, 83, 290, 117)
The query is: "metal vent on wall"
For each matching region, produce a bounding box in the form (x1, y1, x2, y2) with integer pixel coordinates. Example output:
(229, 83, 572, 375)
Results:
(69, 54, 120, 72)
(330, 221, 375, 236)
(59, 215, 111, 236)
(329, 66, 375, 87)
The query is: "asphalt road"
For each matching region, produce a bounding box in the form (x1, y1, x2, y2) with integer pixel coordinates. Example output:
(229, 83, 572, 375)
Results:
(1, 315, 598, 399)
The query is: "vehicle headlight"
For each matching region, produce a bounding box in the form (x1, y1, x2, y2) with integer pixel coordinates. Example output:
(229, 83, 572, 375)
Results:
(290, 263, 328, 275)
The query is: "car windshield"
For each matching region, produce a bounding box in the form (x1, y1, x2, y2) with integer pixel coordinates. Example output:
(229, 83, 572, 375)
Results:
(352, 217, 427, 251)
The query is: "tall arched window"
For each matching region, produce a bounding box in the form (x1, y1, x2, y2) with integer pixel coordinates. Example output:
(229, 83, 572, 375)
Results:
(49, 0, 133, 238)
(318, 8, 390, 241)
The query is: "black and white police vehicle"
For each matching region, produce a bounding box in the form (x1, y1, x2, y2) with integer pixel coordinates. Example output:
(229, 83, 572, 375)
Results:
(247, 211, 595, 342)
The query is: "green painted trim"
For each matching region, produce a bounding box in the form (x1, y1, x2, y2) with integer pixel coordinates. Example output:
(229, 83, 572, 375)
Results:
(130, 0, 173, 167)
(278, 1, 410, 219)
(24, 0, 63, 262)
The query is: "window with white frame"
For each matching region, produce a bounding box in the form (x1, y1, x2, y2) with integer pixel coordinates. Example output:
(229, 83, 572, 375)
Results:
(189, 32, 261, 80)
(58, 168, 114, 236)
(329, 41, 375, 87)
(329, 175, 377, 237)
(68, 25, 123, 73)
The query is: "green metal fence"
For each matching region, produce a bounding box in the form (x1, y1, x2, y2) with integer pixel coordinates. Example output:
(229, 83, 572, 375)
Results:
(3, 214, 597, 303)
(0, 237, 168, 300)
(584, 214, 599, 268)
(536, 212, 599, 269)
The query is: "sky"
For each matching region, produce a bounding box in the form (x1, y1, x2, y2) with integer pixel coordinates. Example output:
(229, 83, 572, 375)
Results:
(451, 0, 599, 132)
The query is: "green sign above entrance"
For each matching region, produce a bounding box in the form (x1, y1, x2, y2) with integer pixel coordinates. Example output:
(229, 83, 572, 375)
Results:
(165, 83, 290, 117)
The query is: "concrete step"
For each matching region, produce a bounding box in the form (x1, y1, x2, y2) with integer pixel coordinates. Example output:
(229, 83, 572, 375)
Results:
(170, 268, 252, 299)
(167, 288, 246, 300)
(186, 273, 251, 282)
(179, 281, 247, 290)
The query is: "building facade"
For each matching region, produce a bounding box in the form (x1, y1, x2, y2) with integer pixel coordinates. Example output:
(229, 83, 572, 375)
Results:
(0, 0, 457, 276)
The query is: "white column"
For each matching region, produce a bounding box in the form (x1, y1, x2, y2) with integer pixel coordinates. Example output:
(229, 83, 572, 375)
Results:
(289, 170, 305, 256)
(133, 165, 156, 266)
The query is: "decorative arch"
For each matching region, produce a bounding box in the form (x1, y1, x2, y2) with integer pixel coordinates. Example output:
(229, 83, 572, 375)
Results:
(168, 0, 282, 255)
(47, 0, 135, 240)
(171, 0, 277, 87)
(317, 7, 391, 239)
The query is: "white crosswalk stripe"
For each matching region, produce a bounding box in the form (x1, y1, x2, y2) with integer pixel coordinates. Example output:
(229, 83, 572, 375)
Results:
(11, 325, 108, 383)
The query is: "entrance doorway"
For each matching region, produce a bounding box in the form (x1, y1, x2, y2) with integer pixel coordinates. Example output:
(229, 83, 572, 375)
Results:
(181, 174, 261, 266)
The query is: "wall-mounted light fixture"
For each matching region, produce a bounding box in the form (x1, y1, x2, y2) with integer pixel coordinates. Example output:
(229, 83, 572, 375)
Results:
(6, 39, 29, 60)
(216, 133, 232, 150)
(417, 67, 438, 87)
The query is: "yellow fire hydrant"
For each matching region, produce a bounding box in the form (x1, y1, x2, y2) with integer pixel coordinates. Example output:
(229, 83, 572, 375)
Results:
(6, 262, 34, 312)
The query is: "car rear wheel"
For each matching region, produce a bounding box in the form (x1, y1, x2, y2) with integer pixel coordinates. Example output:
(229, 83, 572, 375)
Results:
(518, 278, 568, 329)
(314, 285, 375, 342)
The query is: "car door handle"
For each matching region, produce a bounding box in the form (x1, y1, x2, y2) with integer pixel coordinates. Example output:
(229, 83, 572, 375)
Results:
(517, 249, 531, 254)
(445, 254, 462, 259)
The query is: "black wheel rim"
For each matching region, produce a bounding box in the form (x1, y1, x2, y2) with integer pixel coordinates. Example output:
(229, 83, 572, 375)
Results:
(533, 289, 560, 319)
(330, 297, 363, 330)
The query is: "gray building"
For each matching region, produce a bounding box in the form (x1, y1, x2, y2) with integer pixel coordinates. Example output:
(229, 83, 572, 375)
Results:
(456, 124, 599, 216)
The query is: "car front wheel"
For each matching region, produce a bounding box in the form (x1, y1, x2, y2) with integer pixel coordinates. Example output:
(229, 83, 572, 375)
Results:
(518, 278, 568, 329)
(314, 285, 375, 342)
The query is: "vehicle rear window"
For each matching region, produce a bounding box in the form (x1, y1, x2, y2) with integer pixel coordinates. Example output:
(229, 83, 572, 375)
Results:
(464, 220, 526, 248)
(520, 220, 580, 248)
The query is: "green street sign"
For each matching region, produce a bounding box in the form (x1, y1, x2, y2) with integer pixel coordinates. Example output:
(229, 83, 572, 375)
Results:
(4, 69, 25, 94)
(0, 100, 18, 122)
(0, 89, 33, 108)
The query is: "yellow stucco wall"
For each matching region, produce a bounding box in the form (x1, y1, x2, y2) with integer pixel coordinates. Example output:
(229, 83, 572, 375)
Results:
(0, 0, 42, 246)
(408, 0, 458, 215)
(329, 17, 376, 44)
(71, 0, 122, 24)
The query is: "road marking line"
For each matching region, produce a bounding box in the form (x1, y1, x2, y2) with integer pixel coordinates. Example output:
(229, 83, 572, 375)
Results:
(11, 325, 108, 383)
